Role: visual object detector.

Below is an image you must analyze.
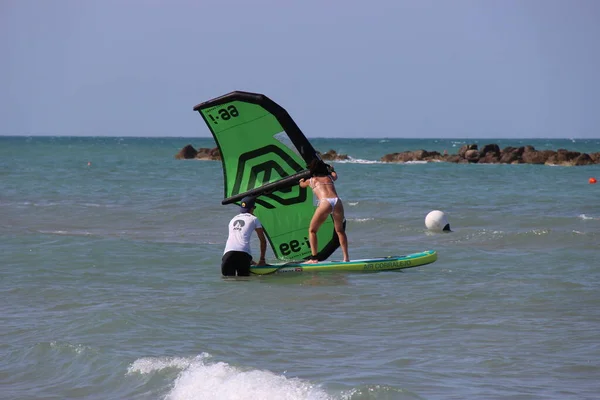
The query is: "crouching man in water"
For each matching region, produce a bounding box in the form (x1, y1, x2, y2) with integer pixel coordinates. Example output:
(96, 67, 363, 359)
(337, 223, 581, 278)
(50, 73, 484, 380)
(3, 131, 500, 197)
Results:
(221, 196, 268, 276)
(299, 160, 349, 263)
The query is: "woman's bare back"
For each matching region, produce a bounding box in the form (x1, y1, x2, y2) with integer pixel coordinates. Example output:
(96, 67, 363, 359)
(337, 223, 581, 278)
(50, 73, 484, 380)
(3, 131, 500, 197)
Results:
(309, 175, 339, 200)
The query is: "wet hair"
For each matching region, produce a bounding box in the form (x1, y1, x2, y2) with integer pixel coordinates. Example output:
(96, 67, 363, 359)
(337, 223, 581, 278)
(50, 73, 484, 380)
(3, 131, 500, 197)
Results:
(309, 159, 330, 177)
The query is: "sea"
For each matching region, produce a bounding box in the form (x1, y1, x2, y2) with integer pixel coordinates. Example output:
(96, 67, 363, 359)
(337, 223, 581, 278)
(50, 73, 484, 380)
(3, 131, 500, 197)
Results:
(1, 136, 599, 400)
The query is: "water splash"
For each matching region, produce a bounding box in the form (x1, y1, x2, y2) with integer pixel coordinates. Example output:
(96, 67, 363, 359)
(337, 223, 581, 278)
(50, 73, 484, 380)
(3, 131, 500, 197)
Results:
(128, 354, 335, 400)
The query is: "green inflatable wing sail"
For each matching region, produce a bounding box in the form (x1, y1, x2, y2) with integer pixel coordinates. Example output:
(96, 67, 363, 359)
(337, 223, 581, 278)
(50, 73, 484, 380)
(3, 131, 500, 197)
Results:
(193, 91, 340, 262)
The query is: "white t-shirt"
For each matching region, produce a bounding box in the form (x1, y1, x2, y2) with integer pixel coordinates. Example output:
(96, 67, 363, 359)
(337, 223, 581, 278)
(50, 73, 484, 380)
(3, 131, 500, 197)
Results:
(223, 213, 263, 255)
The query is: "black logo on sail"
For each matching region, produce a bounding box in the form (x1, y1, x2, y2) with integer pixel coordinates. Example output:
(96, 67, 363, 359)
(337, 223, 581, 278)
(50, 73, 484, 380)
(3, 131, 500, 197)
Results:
(232, 144, 308, 209)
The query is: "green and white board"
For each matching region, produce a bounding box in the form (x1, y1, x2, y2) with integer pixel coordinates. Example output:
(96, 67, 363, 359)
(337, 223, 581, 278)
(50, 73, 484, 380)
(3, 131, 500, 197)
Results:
(249, 250, 438, 275)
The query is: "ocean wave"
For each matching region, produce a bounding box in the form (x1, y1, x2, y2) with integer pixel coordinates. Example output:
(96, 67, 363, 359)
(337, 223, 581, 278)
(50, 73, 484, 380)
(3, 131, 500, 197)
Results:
(332, 157, 381, 164)
(38, 230, 93, 236)
(128, 354, 334, 400)
(128, 354, 203, 374)
(48, 341, 95, 355)
(447, 228, 554, 245)
(349, 218, 374, 223)
(16, 201, 118, 208)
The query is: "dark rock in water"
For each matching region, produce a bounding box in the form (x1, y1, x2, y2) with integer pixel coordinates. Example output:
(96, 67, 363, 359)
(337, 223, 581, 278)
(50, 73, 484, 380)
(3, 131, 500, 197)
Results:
(445, 154, 463, 163)
(381, 143, 600, 166)
(499, 147, 522, 164)
(457, 144, 477, 159)
(521, 149, 554, 164)
(319, 150, 349, 161)
(177, 143, 600, 166)
(175, 145, 221, 160)
(464, 149, 480, 163)
(549, 149, 580, 166)
(571, 153, 594, 166)
(175, 144, 198, 159)
(478, 144, 501, 163)
(176, 146, 347, 163)
(195, 147, 221, 160)
(480, 144, 501, 157)
(380, 149, 442, 163)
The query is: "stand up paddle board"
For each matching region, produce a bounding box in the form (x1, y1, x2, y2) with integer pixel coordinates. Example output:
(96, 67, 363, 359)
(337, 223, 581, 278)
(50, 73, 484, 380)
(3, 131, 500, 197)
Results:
(250, 250, 437, 275)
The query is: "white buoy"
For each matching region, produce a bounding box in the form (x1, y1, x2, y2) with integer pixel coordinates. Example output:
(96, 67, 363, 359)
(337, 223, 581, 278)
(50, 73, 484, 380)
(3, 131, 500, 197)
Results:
(425, 210, 451, 232)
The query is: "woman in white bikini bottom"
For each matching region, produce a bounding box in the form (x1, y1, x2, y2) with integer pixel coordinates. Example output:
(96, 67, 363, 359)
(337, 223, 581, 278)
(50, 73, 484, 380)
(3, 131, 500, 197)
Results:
(318, 198, 339, 214)
(299, 160, 349, 262)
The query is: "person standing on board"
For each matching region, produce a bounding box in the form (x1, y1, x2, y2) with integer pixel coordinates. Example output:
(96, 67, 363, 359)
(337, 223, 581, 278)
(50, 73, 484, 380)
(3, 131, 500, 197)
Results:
(221, 196, 268, 276)
(299, 159, 349, 263)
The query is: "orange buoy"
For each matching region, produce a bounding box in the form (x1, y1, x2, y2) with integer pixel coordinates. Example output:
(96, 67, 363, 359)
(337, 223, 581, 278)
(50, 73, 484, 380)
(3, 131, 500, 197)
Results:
(590, 177, 597, 184)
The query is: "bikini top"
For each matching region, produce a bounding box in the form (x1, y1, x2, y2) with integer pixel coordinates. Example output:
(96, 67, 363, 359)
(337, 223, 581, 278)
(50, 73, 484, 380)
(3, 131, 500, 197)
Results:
(309, 175, 334, 189)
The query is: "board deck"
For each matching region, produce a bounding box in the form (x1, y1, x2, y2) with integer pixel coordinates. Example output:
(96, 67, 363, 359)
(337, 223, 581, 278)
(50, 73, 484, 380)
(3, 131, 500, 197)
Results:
(250, 250, 437, 275)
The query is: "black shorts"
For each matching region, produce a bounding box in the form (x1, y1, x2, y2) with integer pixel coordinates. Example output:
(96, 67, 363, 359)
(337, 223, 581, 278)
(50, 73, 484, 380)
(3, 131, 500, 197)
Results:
(221, 251, 252, 276)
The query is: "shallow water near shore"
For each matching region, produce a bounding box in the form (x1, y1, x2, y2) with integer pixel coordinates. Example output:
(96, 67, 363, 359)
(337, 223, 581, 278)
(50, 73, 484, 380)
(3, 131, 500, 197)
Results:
(2, 136, 600, 399)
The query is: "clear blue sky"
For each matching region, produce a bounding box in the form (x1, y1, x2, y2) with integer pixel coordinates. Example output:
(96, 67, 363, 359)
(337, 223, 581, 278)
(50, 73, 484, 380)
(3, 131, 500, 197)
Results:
(2, 0, 599, 138)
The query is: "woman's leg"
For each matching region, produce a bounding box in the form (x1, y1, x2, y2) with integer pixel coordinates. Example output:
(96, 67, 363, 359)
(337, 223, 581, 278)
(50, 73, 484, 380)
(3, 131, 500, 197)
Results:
(305, 202, 330, 263)
(332, 201, 349, 261)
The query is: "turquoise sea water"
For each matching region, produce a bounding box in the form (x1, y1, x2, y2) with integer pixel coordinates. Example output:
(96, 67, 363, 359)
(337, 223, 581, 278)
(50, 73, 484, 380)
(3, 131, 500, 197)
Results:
(2, 136, 600, 400)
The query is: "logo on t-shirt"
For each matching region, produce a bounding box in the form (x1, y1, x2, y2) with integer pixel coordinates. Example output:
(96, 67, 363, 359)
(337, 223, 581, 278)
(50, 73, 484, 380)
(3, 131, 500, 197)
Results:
(233, 219, 245, 231)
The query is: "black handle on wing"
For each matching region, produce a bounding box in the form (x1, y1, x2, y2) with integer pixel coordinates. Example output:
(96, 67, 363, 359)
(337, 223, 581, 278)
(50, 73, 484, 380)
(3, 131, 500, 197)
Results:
(221, 169, 312, 205)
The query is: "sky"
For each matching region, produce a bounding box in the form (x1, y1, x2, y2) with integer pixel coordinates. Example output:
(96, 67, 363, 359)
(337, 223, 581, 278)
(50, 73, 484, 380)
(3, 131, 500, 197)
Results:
(1, 0, 599, 139)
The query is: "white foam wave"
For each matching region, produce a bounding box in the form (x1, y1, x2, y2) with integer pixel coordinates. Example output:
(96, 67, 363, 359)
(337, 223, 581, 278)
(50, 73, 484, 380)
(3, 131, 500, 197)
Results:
(128, 355, 199, 374)
(17, 201, 117, 208)
(82, 203, 104, 207)
(579, 214, 599, 220)
(349, 218, 373, 222)
(340, 158, 431, 165)
(128, 354, 334, 400)
(332, 157, 381, 164)
(38, 230, 93, 236)
(350, 158, 382, 164)
(531, 229, 549, 236)
(48, 341, 93, 354)
(329, 156, 442, 164)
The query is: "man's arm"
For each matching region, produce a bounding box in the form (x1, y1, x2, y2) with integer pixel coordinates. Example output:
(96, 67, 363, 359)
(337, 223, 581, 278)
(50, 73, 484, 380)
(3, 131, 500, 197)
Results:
(255, 227, 267, 265)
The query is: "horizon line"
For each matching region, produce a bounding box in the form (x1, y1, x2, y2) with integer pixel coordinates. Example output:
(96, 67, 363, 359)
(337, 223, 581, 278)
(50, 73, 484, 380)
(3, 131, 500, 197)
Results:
(1, 134, 599, 140)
